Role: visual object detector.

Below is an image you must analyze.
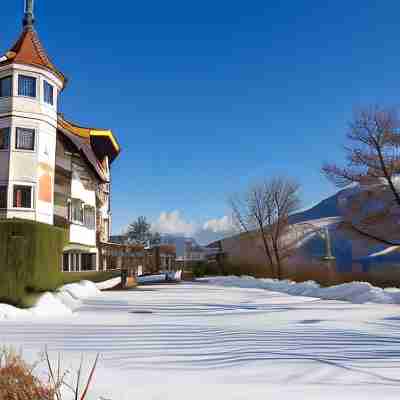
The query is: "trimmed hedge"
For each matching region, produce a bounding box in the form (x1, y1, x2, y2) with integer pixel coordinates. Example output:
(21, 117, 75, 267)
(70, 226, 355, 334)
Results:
(191, 261, 223, 278)
(61, 271, 120, 285)
(0, 219, 68, 306)
(191, 261, 274, 279)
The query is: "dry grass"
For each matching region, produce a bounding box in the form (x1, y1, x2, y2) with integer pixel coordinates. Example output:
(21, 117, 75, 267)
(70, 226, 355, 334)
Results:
(0, 348, 99, 400)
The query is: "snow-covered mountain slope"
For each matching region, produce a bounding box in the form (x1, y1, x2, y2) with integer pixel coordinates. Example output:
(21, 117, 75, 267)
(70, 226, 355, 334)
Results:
(289, 191, 342, 224)
(214, 183, 400, 281)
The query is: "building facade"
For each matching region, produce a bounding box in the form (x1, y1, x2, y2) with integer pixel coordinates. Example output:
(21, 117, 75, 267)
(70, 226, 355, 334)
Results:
(144, 245, 176, 274)
(99, 243, 145, 277)
(0, 3, 120, 272)
(175, 238, 207, 268)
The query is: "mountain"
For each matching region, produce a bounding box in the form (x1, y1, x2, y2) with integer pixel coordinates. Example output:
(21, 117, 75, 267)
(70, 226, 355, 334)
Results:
(289, 191, 342, 225)
(159, 234, 202, 257)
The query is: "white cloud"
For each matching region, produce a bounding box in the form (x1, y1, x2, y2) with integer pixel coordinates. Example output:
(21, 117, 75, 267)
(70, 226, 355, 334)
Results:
(203, 215, 234, 233)
(151, 210, 196, 236)
(150, 211, 235, 244)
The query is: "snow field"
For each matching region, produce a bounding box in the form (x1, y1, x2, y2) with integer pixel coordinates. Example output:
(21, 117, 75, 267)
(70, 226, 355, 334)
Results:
(1, 279, 400, 398)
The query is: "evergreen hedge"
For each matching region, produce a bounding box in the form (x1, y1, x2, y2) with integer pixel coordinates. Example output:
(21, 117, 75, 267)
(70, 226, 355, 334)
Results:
(61, 271, 120, 285)
(0, 219, 68, 306)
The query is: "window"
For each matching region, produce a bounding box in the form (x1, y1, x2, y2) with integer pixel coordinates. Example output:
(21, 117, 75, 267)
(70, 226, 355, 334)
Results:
(0, 128, 10, 150)
(84, 205, 96, 230)
(67, 200, 72, 221)
(71, 198, 83, 223)
(0, 76, 12, 97)
(44, 81, 54, 105)
(81, 253, 96, 271)
(18, 75, 36, 97)
(104, 218, 109, 239)
(0, 186, 7, 209)
(16, 128, 35, 150)
(13, 185, 32, 208)
(62, 253, 69, 272)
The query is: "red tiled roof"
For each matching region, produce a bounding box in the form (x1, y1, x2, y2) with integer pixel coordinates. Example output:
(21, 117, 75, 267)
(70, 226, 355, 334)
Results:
(0, 27, 66, 86)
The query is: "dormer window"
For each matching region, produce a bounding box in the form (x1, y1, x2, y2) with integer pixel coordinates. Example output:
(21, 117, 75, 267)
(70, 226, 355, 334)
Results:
(44, 81, 54, 105)
(18, 75, 36, 98)
(0, 76, 12, 97)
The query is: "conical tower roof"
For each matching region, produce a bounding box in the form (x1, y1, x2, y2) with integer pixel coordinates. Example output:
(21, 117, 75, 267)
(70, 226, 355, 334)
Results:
(0, 2, 66, 87)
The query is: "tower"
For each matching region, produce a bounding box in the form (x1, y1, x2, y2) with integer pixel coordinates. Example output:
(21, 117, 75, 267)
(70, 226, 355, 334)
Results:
(0, 0, 66, 224)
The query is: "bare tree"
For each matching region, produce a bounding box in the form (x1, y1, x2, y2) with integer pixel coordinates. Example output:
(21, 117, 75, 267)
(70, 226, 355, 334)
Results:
(322, 107, 400, 244)
(322, 107, 400, 206)
(229, 177, 301, 279)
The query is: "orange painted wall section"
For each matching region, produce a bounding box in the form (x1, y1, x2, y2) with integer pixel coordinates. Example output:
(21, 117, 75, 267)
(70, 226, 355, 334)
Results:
(38, 163, 53, 203)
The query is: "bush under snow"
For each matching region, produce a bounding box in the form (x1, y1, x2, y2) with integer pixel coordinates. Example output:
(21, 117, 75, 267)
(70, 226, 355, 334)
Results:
(0, 278, 120, 321)
(202, 275, 400, 304)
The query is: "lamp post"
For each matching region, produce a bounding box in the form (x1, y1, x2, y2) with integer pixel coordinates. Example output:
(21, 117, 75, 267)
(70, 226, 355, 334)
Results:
(321, 227, 336, 261)
(315, 226, 336, 285)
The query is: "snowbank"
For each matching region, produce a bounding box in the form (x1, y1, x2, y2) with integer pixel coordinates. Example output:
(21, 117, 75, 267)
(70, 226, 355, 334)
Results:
(60, 280, 101, 299)
(0, 291, 76, 321)
(31, 292, 72, 317)
(202, 276, 400, 304)
(96, 276, 121, 290)
(54, 280, 102, 311)
(0, 278, 117, 321)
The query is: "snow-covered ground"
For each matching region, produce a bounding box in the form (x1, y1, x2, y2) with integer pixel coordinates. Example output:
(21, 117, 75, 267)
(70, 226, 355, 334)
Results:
(202, 275, 400, 304)
(0, 279, 121, 320)
(1, 280, 400, 399)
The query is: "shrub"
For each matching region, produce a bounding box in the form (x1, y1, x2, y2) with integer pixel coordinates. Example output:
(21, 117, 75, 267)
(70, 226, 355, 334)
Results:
(0, 349, 54, 400)
(219, 261, 272, 278)
(61, 271, 120, 285)
(191, 261, 224, 278)
(191, 262, 207, 278)
(0, 219, 67, 306)
(0, 348, 99, 400)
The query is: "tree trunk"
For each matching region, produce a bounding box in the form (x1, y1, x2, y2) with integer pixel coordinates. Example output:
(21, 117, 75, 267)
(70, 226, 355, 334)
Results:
(271, 239, 282, 280)
(259, 226, 275, 277)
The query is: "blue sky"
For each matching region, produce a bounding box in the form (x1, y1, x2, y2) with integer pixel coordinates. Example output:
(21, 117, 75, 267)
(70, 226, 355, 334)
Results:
(1, 1, 400, 243)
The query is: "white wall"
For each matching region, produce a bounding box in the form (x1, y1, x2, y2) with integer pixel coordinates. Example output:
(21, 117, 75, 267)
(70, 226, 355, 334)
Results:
(69, 163, 97, 247)
(69, 224, 96, 247)
(0, 63, 62, 224)
(71, 167, 96, 206)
